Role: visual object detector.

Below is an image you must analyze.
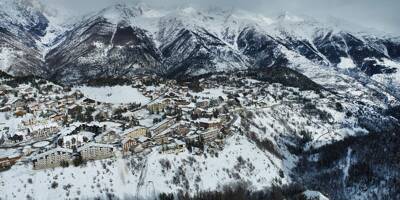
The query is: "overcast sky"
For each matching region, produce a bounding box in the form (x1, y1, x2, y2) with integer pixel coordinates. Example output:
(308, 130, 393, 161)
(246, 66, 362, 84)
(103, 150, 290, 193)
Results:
(38, 0, 400, 34)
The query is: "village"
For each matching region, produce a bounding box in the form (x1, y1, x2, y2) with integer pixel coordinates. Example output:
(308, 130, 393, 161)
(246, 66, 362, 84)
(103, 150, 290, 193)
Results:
(0, 73, 312, 171)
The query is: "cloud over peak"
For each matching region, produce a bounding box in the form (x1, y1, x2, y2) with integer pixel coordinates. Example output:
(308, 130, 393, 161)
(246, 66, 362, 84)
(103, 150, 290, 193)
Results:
(32, 0, 400, 34)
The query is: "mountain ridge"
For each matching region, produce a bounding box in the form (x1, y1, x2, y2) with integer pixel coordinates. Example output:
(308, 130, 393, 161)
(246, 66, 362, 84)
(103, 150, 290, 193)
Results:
(0, 2, 400, 98)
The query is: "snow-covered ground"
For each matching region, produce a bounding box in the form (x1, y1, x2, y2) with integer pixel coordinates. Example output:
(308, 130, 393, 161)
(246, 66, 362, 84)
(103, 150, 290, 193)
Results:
(302, 190, 329, 200)
(0, 148, 21, 159)
(371, 58, 400, 96)
(0, 48, 17, 73)
(75, 86, 150, 104)
(337, 57, 356, 69)
(0, 132, 287, 199)
(0, 113, 33, 138)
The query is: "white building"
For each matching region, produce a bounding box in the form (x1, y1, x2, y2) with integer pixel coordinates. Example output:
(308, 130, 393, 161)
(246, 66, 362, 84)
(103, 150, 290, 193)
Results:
(161, 140, 186, 154)
(123, 126, 148, 139)
(78, 143, 114, 161)
(29, 123, 59, 140)
(32, 148, 73, 169)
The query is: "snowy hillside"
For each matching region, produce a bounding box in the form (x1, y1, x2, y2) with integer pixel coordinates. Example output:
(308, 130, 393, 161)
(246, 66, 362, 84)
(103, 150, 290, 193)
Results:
(75, 86, 150, 104)
(0, 133, 288, 199)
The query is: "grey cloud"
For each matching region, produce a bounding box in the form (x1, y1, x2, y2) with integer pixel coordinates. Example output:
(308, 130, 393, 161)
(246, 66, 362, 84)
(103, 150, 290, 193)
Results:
(37, 0, 400, 34)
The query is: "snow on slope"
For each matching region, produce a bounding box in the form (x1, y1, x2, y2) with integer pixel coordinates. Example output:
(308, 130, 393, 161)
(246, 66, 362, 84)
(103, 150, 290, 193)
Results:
(75, 86, 150, 104)
(281, 46, 399, 107)
(370, 58, 400, 92)
(0, 48, 21, 72)
(302, 190, 330, 200)
(0, 132, 287, 199)
(337, 57, 356, 69)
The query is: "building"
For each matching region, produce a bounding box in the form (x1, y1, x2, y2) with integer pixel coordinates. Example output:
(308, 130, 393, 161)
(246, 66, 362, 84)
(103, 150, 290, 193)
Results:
(67, 90, 84, 100)
(174, 123, 190, 137)
(196, 100, 210, 109)
(32, 148, 73, 169)
(45, 100, 57, 110)
(123, 126, 148, 139)
(67, 105, 83, 117)
(82, 98, 96, 106)
(0, 156, 21, 170)
(137, 137, 151, 148)
(161, 140, 186, 154)
(198, 118, 222, 130)
(153, 130, 171, 145)
(78, 143, 114, 161)
(150, 117, 176, 136)
(175, 99, 190, 106)
(95, 130, 120, 144)
(28, 102, 40, 113)
(147, 102, 166, 113)
(29, 124, 59, 140)
(122, 138, 137, 154)
(51, 113, 64, 121)
(15, 109, 27, 117)
(200, 129, 220, 143)
(22, 118, 38, 126)
(12, 99, 26, 110)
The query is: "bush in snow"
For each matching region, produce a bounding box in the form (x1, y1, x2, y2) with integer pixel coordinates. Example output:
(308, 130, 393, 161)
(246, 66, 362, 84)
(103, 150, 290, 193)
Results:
(51, 181, 58, 189)
(159, 193, 174, 200)
(300, 130, 313, 144)
(335, 102, 344, 112)
(159, 159, 172, 171)
(60, 160, 69, 168)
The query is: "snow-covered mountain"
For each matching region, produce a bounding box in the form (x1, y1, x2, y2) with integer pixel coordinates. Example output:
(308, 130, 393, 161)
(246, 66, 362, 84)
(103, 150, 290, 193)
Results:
(1, 1, 399, 89)
(0, 0, 48, 76)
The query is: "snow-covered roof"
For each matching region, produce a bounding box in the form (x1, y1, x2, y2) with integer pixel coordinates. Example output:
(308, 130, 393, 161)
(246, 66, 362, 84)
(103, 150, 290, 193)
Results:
(0, 148, 22, 159)
(196, 118, 221, 124)
(137, 136, 149, 143)
(150, 118, 174, 131)
(175, 139, 185, 145)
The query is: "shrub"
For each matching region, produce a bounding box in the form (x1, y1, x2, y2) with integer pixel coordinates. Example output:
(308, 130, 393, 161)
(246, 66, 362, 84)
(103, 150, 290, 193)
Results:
(72, 156, 84, 167)
(51, 181, 58, 189)
(247, 132, 283, 159)
(304, 103, 317, 110)
(60, 160, 69, 168)
(335, 102, 344, 112)
(348, 162, 374, 184)
(300, 130, 313, 144)
(159, 193, 174, 200)
(159, 159, 172, 171)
